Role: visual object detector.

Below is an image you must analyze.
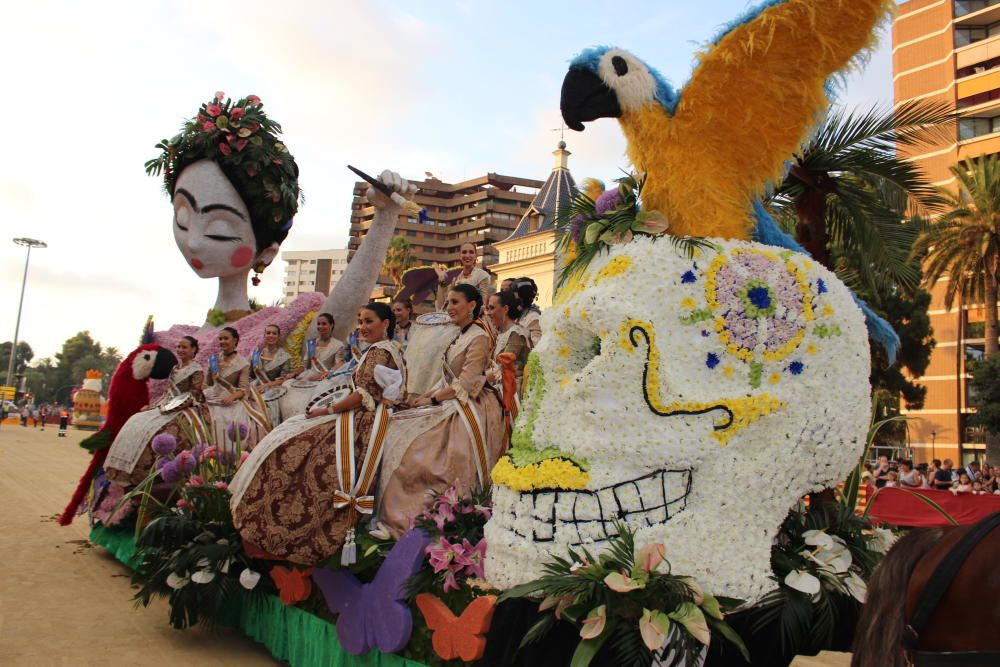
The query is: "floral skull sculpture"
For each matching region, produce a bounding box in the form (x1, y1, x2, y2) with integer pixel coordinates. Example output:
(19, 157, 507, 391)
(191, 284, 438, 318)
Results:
(484, 236, 870, 602)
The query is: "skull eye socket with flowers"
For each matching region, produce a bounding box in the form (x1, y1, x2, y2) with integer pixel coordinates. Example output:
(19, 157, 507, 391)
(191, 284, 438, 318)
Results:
(484, 235, 871, 602)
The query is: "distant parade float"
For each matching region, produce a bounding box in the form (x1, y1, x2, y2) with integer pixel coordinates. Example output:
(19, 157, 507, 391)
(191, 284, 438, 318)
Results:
(72, 1, 984, 665)
(71, 370, 105, 430)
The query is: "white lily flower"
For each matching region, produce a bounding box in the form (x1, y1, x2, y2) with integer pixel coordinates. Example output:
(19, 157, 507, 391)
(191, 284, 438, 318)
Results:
(845, 571, 867, 603)
(166, 572, 190, 590)
(239, 569, 261, 590)
(784, 570, 821, 595)
(220, 558, 233, 574)
(803, 530, 835, 549)
(826, 548, 853, 574)
(191, 569, 216, 584)
(195, 558, 211, 569)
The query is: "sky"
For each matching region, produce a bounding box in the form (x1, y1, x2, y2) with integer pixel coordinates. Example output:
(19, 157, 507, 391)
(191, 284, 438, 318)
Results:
(0, 0, 894, 362)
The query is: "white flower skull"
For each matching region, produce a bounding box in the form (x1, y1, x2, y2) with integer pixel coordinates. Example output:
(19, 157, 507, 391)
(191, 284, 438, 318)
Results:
(484, 237, 870, 602)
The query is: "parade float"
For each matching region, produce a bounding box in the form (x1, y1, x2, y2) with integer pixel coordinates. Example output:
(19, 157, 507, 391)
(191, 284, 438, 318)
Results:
(81, 1, 904, 665)
(71, 370, 106, 430)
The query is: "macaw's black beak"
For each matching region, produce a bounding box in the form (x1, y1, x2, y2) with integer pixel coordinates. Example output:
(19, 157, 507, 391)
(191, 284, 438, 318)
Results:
(561, 67, 621, 131)
(150, 348, 177, 380)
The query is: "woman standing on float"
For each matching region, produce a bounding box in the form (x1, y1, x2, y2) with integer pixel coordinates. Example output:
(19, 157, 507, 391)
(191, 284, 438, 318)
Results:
(378, 283, 505, 535)
(230, 302, 405, 564)
(434, 242, 493, 310)
(105, 335, 209, 485)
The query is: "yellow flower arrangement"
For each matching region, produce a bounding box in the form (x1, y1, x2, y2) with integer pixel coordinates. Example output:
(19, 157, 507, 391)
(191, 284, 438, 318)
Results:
(491, 455, 591, 491)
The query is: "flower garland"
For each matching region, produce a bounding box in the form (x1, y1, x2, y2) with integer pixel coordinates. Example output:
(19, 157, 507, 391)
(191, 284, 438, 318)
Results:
(145, 91, 302, 238)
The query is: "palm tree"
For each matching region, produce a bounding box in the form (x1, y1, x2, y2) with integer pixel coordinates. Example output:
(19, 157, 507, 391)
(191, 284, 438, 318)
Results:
(768, 101, 954, 298)
(382, 235, 415, 293)
(913, 155, 1000, 356)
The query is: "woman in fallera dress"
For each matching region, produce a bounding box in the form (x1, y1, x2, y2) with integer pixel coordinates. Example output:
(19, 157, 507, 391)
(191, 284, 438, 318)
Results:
(378, 283, 505, 536)
(434, 242, 493, 310)
(512, 277, 542, 348)
(277, 312, 344, 418)
(205, 326, 269, 449)
(485, 291, 531, 433)
(105, 336, 209, 485)
(392, 297, 414, 350)
(253, 323, 294, 425)
(230, 303, 405, 565)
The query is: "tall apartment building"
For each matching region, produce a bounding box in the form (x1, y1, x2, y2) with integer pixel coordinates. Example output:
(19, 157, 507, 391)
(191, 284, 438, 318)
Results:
(281, 248, 350, 304)
(894, 0, 999, 464)
(347, 173, 543, 287)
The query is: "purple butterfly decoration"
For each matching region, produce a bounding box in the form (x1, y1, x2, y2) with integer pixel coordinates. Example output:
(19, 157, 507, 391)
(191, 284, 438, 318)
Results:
(312, 529, 430, 656)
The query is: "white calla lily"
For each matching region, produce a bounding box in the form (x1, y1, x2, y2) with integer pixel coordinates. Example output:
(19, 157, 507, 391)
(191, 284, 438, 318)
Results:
(191, 569, 216, 584)
(803, 530, 835, 549)
(845, 571, 867, 603)
(166, 572, 190, 590)
(784, 570, 821, 595)
(239, 568, 261, 590)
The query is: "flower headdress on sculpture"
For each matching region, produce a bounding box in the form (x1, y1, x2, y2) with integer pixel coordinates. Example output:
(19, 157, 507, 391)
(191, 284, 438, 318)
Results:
(144, 91, 302, 245)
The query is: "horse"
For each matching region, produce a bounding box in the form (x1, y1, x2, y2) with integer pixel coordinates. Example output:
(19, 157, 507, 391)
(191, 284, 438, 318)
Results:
(851, 513, 1000, 666)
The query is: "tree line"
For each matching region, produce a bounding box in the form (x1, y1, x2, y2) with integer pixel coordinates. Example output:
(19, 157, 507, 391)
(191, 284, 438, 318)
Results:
(1, 332, 122, 405)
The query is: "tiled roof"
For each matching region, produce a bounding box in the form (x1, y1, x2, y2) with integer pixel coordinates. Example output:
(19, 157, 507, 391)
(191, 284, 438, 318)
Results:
(505, 142, 578, 240)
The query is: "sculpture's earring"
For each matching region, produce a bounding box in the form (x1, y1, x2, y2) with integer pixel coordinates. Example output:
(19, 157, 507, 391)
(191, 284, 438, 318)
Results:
(251, 261, 266, 286)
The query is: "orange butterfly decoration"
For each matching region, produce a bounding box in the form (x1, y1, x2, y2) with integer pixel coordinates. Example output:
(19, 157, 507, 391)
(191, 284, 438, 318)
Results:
(415, 593, 497, 662)
(270, 565, 314, 605)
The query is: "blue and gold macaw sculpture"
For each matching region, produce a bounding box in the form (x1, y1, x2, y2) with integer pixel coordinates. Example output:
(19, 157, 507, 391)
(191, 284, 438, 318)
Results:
(559, 0, 900, 361)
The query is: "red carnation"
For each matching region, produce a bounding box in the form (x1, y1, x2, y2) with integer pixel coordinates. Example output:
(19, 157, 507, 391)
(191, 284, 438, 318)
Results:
(230, 107, 245, 121)
(247, 95, 261, 106)
(235, 138, 248, 152)
(206, 104, 222, 117)
(202, 121, 216, 132)
(218, 142, 232, 157)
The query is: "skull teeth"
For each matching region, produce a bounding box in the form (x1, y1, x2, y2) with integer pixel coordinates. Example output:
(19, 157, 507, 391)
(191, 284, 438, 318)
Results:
(502, 469, 692, 546)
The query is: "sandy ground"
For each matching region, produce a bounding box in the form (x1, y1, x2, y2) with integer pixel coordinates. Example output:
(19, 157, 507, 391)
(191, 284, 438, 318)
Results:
(0, 424, 277, 666)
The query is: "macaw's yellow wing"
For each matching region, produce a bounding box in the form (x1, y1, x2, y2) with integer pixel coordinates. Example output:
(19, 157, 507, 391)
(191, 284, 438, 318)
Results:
(621, 0, 893, 241)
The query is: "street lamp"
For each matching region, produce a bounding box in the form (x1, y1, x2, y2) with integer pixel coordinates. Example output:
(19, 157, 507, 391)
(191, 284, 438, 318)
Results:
(5, 237, 47, 392)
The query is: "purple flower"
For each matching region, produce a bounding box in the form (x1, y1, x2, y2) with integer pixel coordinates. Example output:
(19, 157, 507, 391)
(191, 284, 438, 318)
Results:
(160, 460, 182, 485)
(227, 421, 250, 443)
(154, 457, 170, 471)
(191, 443, 208, 459)
(681, 270, 697, 284)
(788, 361, 805, 375)
(705, 353, 720, 369)
(594, 189, 621, 216)
(569, 214, 586, 244)
(175, 450, 197, 474)
(151, 433, 177, 456)
(218, 448, 238, 465)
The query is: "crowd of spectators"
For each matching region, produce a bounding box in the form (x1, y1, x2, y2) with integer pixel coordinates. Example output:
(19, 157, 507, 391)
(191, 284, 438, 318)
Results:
(862, 456, 999, 495)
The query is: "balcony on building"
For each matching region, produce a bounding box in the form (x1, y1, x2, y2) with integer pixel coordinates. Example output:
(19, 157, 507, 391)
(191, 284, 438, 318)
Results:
(955, 1, 1000, 22)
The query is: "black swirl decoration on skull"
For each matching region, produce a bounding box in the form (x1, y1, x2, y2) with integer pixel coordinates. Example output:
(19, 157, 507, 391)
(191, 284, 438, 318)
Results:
(627, 323, 734, 430)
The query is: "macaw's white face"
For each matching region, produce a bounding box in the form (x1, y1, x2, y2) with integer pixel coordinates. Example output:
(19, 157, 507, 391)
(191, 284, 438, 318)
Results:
(594, 48, 659, 113)
(484, 237, 871, 602)
(172, 159, 258, 279)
